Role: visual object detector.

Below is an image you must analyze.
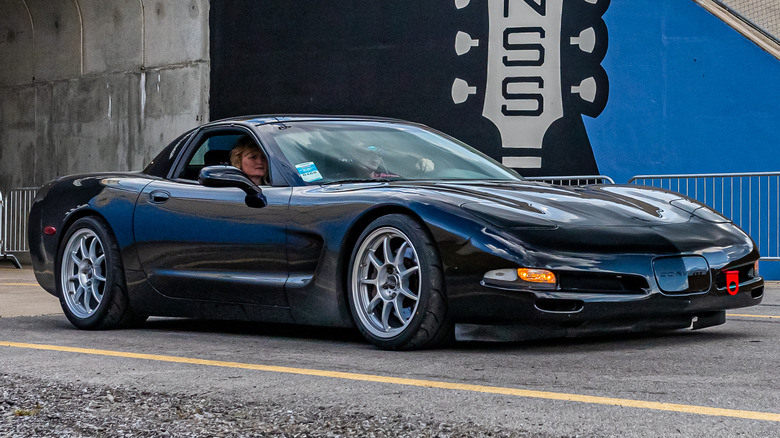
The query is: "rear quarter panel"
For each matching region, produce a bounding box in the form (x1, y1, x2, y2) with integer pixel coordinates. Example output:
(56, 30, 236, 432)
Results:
(29, 173, 153, 295)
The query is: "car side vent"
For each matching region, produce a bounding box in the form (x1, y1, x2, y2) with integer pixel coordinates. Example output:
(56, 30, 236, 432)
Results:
(558, 273, 649, 294)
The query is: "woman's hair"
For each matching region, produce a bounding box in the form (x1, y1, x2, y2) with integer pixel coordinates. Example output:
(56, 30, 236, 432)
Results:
(229, 136, 260, 169)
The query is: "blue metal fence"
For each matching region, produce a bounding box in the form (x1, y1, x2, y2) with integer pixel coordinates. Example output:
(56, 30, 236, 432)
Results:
(629, 172, 780, 261)
(525, 175, 615, 186)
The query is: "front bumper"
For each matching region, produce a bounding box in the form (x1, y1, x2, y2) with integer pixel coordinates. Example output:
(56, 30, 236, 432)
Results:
(450, 276, 764, 342)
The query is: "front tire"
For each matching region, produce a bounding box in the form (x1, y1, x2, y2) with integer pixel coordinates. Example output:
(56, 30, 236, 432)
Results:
(348, 214, 451, 350)
(57, 216, 146, 329)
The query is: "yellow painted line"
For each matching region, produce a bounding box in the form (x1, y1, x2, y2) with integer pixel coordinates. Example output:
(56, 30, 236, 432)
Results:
(0, 283, 40, 286)
(1, 342, 779, 423)
(729, 314, 780, 319)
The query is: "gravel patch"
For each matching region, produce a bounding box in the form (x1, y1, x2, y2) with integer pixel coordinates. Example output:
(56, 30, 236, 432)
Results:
(0, 373, 554, 437)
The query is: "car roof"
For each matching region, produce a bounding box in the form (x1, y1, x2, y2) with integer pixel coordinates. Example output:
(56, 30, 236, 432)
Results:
(208, 114, 410, 126)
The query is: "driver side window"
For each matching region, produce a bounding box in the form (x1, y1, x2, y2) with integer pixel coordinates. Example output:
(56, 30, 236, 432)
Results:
(176, 131, 260, 182)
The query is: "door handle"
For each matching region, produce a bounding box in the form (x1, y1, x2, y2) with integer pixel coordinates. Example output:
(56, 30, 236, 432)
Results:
(149, 190, 170, 204)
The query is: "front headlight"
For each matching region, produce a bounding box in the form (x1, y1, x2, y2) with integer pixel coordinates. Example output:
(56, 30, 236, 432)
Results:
(483, 268, 557, 290)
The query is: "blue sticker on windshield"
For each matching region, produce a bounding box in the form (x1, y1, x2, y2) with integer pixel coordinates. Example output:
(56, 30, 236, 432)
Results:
(295, 162, 323, 182)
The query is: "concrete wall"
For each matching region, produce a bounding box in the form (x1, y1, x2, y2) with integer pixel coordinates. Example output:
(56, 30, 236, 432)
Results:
(0, 0, 209, 193)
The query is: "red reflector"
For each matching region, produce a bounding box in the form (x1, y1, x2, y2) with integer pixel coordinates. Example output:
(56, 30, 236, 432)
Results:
(725, 270, 739, 295)
(43, 226, 57, 235)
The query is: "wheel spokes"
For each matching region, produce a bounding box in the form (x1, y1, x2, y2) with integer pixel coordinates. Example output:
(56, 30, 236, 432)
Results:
(88, 237, 98, 260)
(398, 285, 418, 301)
(381, 301, 392, 331)
(79, 237, 89, 260)
(352, 227, 423, 338)
(90, 282, 102, 303)
(367, 250, 382, 269)
(382, 236, 393, 264)
(392, 296, 408, 324)
(61, 228, 107, 319)
(393, 241, 408, 267)
(73, 285, 85, 303)
(366, 294, 382, 313)
(399, 265, 419, 281)
(75, 284, 87, 310)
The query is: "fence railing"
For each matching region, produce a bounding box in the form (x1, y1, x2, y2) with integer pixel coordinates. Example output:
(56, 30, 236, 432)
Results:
(629, 172, 780, 261)
(525, 175, 615, 186)
(1, 189, 21, 268)
(2, 172, 779, 268)
(695, 0, 780, 60)
(1, 187, 39, 268)
(710, 0, 780, 47)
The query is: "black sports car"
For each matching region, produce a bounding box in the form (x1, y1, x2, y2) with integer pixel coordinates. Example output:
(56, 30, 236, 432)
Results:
(29, 115, 764, 350)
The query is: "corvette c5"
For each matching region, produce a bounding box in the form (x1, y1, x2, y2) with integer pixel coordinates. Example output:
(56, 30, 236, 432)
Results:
(29, 115, 764, 349)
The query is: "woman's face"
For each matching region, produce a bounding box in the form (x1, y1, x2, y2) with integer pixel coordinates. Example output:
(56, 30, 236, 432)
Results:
(241, 148, 267, 183)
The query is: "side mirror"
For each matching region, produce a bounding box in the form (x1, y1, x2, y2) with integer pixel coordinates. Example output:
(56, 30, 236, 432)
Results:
(198, 165, 267, 208)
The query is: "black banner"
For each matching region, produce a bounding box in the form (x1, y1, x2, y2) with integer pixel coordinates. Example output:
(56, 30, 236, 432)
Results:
(210, 0, 609, 176)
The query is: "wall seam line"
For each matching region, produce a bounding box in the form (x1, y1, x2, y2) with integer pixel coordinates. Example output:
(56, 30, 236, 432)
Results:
(21, 0, 34, 81)
(73, 0, 84, 74)
(140, 0, 146, 68)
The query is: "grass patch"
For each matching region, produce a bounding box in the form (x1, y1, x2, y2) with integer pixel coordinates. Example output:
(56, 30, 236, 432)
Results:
(14, 403, 42, 416)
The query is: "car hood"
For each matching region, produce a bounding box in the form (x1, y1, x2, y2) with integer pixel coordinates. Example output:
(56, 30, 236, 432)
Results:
(399, 181, 721, 228)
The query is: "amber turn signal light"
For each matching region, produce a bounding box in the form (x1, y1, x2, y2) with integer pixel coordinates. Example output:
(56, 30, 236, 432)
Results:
(517, 268, 556, 284)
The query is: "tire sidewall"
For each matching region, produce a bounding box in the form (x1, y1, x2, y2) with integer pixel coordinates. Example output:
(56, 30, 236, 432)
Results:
(56, 216, 121, 329)
(347, 214, 444, 349)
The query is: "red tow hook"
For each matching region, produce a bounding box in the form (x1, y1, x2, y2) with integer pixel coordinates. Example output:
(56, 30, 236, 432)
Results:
(724, 270, 739, 295)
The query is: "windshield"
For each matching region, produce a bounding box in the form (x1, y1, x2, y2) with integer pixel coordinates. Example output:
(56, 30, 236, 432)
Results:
(265, 121, 522, 184)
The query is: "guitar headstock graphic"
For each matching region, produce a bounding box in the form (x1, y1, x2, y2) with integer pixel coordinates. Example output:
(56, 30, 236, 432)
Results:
(451, 0, 610, 171)
(211, 0, 611, 176)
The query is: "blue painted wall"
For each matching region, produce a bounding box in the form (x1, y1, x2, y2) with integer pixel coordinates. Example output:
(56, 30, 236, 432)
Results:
(585, 0, 780, 184)
(584, 0, 780, 278)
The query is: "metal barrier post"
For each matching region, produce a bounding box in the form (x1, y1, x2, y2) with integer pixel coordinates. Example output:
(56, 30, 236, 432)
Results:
(1, 189, 22, 268)
(525, 175, 616, 186)
(1, 187, 39, 269)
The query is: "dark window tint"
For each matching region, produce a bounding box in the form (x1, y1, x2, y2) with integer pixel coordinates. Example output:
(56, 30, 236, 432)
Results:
(176, 133, 246, 181)
(143, 130, 194, 177)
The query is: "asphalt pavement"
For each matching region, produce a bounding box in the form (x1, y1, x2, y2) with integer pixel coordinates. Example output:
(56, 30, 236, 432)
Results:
(0, 266, 61, 317)
(1, 266, 778, 437)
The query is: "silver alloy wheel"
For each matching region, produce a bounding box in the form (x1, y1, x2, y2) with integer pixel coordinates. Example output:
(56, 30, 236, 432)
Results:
(60, 228, 107, 319)
(351, 226, 421, 338)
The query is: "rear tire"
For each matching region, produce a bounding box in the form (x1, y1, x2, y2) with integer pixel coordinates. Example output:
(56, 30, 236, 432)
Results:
(348, 214, 452, 350)
(57, 216, 147, 329)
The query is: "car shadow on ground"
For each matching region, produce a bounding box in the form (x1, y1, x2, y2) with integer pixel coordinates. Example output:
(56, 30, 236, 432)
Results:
(133, 316, 761, 353)
(453, 328, 764, 354)
(17, 314, 761, 353)
(139, 317, 366, 344)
